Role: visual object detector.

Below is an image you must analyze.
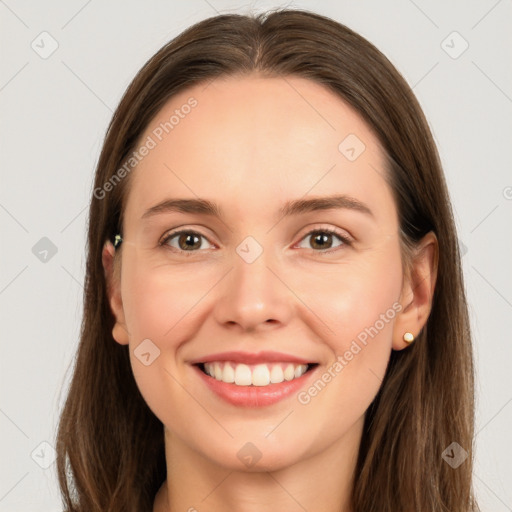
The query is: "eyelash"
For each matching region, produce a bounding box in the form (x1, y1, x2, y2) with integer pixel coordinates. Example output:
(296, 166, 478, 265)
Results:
(158, 227, 353, 256)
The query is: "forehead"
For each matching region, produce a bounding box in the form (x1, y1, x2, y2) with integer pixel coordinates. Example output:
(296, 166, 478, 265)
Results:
(124, 74, 395, 226)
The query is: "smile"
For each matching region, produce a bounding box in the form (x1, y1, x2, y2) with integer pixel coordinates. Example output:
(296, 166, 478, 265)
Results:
(193, 362, 319, 407)
(200, 361, 313, 386)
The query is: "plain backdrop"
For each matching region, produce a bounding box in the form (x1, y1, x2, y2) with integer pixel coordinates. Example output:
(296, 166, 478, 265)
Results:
(1, 1, 511, 510)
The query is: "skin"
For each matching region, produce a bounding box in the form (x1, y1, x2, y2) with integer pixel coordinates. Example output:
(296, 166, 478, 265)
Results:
(102, 74, 438, 512)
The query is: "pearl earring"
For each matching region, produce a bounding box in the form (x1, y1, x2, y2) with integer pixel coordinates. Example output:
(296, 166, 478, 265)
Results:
(403, 332, 415, 343)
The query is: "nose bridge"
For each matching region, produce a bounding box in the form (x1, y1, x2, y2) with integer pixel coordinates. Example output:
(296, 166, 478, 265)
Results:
(214, 237, 292, 330)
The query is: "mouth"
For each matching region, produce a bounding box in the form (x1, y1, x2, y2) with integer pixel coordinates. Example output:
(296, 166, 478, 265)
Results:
(195, 361, 319, 387)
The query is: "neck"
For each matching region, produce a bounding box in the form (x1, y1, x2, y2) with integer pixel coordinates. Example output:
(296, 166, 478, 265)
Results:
(154, 417, 363, 512)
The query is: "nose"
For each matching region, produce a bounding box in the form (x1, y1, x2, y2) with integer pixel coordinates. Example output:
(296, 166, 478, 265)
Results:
(213, 245, 294, 332)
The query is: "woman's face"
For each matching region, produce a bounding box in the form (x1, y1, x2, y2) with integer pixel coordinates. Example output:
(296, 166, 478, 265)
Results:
(107, 75, 412, 470)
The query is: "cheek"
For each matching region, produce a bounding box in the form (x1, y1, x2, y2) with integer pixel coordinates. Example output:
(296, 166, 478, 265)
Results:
(331, 271, 401, 348)
(303, 247, 403, 348)
(119, 256, 205, 423)
(306, 245, 403, 394)
(121, 255, 207, 343)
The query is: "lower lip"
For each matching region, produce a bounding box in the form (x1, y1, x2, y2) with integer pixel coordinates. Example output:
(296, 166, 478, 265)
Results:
(193, 364, 317, 407)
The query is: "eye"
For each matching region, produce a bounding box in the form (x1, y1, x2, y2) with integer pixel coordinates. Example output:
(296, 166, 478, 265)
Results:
(160, 229, 215, 253)
(159, 227, 352, 256)
(295, 228, 352, 253)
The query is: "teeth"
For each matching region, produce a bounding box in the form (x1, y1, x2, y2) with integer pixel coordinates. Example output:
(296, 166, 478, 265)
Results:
(252, 364, 270, 386)
(203, 362, 309, 386)
(222, 363, 235, 383)
(234, 364, 252, 386)
(270, 364, 284, 384)
(284, 364, 295, 381)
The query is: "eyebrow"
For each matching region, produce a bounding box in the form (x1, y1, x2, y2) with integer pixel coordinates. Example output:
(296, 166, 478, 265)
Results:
(141, 194, 374, 221)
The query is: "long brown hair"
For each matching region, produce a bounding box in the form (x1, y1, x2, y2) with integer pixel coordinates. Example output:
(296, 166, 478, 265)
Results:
(55, 9, 478, 511)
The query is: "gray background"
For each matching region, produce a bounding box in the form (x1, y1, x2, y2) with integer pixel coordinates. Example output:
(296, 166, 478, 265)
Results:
(1, 1, 511, 510)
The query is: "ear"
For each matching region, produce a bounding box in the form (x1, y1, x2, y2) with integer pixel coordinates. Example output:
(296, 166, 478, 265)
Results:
(102, 240, 129, 345)
(392, 231, 438, 350)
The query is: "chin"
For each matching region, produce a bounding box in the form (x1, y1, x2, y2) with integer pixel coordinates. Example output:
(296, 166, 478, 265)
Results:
(203, 439, 308, 473)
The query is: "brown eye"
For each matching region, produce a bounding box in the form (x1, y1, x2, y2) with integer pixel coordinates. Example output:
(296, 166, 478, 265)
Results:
(296, 228, 351, 253)
(161, 230, 213, 252)
(177, 232, 201, 251)
(310, 232, 335, 250)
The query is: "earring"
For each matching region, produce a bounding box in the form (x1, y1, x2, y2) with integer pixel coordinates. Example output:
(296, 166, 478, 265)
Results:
(113, 234, 123, 249)
(403, 332, 415, 344)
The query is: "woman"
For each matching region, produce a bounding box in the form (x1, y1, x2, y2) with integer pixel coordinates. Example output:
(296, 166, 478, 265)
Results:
(55, 9, 479, 511)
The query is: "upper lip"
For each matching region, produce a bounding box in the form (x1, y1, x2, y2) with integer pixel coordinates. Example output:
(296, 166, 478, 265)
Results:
(189, 351, 315, 365)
